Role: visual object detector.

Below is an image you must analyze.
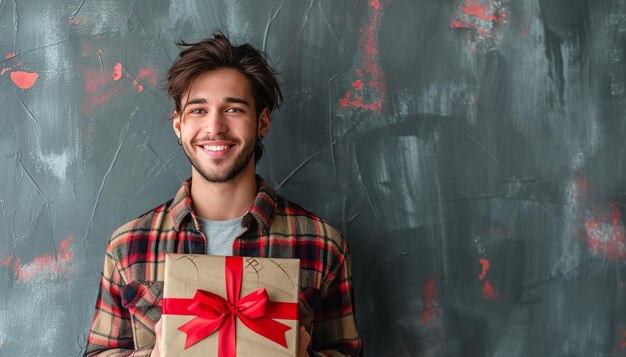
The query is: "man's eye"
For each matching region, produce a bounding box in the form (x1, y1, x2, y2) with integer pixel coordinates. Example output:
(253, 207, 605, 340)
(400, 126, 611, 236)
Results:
(225, 108, 243, 113)
(190, 109, 206, 114)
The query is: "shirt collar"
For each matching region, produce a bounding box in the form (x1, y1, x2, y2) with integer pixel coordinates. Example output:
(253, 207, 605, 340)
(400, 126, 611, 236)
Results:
(170, 175, 277, 233)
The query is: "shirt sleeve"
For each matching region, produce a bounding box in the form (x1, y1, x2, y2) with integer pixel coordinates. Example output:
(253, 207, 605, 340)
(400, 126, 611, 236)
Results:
(85, 249, 153, 356)
(310, 238, 363, 356)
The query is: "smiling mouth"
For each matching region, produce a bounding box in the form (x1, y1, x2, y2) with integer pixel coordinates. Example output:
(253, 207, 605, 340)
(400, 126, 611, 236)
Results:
(202, 144, 233, 151)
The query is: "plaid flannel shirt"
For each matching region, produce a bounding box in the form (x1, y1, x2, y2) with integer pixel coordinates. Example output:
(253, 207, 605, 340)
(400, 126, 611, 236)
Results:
(85, 176, 362, 356)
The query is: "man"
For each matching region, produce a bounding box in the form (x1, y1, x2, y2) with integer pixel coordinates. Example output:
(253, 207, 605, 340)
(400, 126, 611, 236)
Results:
(85, 33, 362, 356)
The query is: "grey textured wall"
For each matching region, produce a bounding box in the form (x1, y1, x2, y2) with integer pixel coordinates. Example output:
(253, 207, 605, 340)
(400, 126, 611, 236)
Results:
(1, 0, 625, 356)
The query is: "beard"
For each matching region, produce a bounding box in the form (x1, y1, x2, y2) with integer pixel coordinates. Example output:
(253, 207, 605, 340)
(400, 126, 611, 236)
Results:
(183, 135, 256, 183)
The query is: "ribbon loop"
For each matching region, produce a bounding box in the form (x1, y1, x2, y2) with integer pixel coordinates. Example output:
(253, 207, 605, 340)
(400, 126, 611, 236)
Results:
(187, 289, 230, 318)
(236, 288, 269, 318)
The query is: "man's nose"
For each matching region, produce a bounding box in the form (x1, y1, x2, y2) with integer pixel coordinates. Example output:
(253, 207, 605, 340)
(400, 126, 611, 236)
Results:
(203, 110, 227, 135)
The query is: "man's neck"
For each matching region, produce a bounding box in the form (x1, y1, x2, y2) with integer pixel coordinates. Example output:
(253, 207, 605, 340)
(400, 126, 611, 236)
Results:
(189, 168, 258, 221)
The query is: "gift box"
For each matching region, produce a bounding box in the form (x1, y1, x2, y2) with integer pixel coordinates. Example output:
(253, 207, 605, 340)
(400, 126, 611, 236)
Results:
(161, 254, 300, 357)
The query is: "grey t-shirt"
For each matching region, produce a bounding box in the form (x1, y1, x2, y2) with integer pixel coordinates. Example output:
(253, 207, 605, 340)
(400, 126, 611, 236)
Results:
(196, 216, 245, 256)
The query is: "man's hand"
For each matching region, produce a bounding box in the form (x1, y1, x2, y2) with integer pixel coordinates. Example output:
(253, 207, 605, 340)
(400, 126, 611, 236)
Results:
(150, 318, 162, 357)
(298, 326, 311, 357)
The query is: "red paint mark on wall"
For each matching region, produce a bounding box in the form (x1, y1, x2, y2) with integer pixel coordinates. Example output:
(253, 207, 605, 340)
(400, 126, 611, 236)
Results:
(83, 67, 125, 114)
(136, 67, 158, 86)
(450, 20, 492, 36)
(419, 277, 439, 324)
(584, 203, 626, 261)
(483, 280, 497, 299)
(10, 71, 39, 89)
(128, 67, 159, 93)
(450, 0, 509, 51)
(478, 258, 490, 280)
(1, 254, 12, 266)
(6, 235, 74, 283)
(82, 49, 156, 112)
(339, 92, 350, 107)
(5, 52, 15, 59)
(451, 0, 508, 29)
(68, 18, 85, 25)
(112, 63, 122, 81)
(0, 68, 10, 75)
(459, 0, 507, 22)
(478, 258, 497, 299)
(363, 0, 381, 56)
(338, 0, 387, 111)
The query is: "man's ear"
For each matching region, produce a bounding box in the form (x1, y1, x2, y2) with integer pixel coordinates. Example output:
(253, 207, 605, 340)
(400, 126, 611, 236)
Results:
(173, 111, 181, 139)
(258, 108, 270, 138)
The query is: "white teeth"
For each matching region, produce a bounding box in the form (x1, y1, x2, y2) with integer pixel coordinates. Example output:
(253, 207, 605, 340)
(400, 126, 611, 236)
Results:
(203, 145, 230, 151)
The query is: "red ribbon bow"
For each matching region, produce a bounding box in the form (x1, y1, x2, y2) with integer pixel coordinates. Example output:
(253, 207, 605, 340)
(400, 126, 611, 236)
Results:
(162, 256, 298, 357)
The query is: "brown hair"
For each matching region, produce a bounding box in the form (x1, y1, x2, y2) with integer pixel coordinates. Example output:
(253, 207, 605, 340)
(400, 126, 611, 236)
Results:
(167, 32, 282, 162)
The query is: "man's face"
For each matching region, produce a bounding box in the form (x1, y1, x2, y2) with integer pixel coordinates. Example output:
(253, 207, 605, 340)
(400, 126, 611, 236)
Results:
(173, 68, 270, 183)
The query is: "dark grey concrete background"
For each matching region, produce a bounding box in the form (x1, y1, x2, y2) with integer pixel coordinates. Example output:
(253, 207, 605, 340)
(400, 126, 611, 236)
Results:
(1, 0, 625, 356)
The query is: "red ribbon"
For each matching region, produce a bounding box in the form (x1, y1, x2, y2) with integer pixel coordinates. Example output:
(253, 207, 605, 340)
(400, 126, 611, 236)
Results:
(162, 256, 299, 357)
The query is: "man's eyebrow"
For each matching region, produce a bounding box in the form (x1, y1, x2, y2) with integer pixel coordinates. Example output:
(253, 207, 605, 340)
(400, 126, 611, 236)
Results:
(224, 97, 250, 106)
(182, 97, 250, 111)
(185, 98, 207, 106)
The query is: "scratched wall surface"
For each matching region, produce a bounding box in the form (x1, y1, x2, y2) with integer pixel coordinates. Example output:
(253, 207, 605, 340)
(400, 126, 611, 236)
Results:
(1, 0, 625, 355)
